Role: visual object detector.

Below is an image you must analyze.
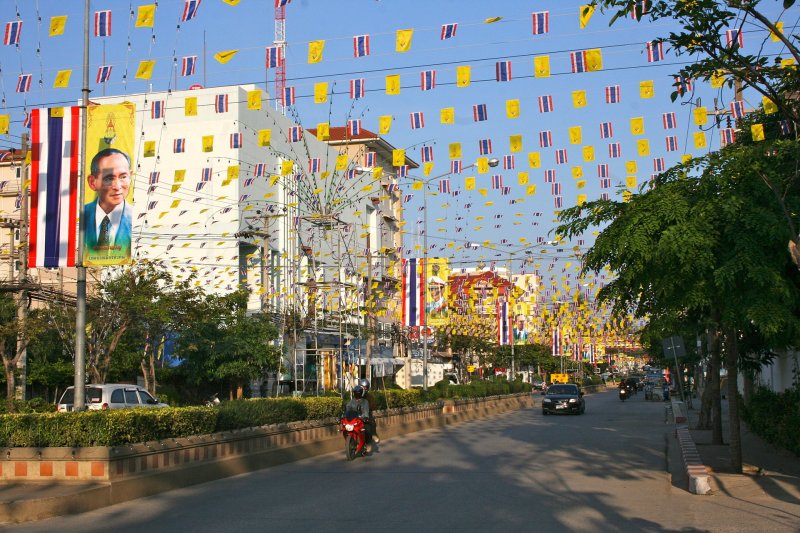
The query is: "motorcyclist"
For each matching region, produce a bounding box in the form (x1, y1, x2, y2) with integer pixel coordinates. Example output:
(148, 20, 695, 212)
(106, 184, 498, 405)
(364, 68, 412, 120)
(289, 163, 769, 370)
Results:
(346, 382, 379, 445)
(359, 378, 380, 443)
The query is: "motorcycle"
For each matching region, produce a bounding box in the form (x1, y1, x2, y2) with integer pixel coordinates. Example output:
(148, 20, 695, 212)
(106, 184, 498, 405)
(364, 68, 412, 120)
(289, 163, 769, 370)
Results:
(340, 410, 368, 461)
(619, 387, 630, 402)
(203, 393, 220, 407)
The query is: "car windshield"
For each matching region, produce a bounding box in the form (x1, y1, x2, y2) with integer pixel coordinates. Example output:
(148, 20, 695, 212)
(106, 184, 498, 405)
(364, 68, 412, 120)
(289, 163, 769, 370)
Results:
(548, 385, 578, 395)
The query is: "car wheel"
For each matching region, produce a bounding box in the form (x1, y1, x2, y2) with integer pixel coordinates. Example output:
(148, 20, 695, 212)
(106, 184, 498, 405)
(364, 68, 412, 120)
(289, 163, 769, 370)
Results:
(580, 404, 585, 415)
(542, 410, 548, 415)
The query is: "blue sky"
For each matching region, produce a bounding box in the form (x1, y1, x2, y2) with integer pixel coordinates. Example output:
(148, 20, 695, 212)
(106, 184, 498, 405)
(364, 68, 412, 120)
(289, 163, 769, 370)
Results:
(1, 0, 796, 286)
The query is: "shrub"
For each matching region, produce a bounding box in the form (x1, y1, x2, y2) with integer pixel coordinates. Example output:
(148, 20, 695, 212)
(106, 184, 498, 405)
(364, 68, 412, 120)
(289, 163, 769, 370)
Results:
(742, 386, 800, 457)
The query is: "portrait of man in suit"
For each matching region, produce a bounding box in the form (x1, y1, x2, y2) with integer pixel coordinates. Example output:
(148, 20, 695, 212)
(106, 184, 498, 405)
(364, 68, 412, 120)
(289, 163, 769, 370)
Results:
(84, 148, 133, 259)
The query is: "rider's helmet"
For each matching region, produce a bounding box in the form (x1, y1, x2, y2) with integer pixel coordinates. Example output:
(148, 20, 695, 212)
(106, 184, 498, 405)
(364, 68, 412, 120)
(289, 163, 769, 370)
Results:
(358, 378, 370, 392)
(353, 385, 366, 399)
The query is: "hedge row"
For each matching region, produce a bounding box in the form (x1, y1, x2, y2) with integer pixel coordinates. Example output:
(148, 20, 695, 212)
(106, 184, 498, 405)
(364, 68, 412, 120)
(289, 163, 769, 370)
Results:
(742, 386, 800, 457)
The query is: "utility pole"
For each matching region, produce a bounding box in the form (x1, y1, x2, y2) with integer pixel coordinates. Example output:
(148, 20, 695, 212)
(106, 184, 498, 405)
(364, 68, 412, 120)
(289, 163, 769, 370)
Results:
(16, 133, 29, 400)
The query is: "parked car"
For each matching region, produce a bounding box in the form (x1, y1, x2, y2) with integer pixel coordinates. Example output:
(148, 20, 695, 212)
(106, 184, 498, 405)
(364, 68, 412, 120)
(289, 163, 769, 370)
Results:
(541, 383, 585, 415)
(57, 384, 169, 412)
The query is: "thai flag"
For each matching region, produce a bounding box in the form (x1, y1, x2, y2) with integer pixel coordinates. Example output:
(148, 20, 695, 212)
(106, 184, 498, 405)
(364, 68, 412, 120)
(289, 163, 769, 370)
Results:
(538, 95, 553, 113)
(726, 29, 743, 48)
(16, 74, 31, 93)
(600, 177, 612, 188)
(632, 0, 649, 20)
(387, 182, 398, 193)
(421, 146, 434, 163)
(215, 94, 228, 113)
(665, 135, 679, 152)
(598, 163, 609, 177)
(147, 200, 158, 211)
(440, 23, 457, 40)
(479, 139, 493, 155)
(553, 195, 563, 209)
(421, 70, 436, 90)
(182, 56, 197, 76)
(551, 182, 562, 195)
(365, 152, 376, 167)
(473, 104, 488, 122)
(4, 20, 22, 45)
(94, 10, 111, 36)
(600, 192, 610, 200)
(151, 100, 165, 119)
(29, 107, 80, 268)
(308, 158, 321, 173)
(609, 143, 621, 158)
(730, 101, 746, 119)
(353, 34, 370, 57)
(555, 149, 568, 164)
(173, 138, 185, 153)
(531, 11, 549, 35)
(288, 126, 303, 142)
(275, 0, 292, 7)
(544, 169, 556, 182)
(254, 163, 267, 176)
(438, 179, 451, 194)
(244, 178, 255, 187)
(149, 172, 160, 185)
(201, 167, 212, 181)
(402, 258, 425, 326)
(348, 119, 362, 136)
(410, 111, 425, 129)
(720, 128, 736, 146)
(503, 155, 515, 169)
(23, 111, 31, 129)
(450, 160, 463, 174)
(489, 174, 501, 189)
(396, 165, 408, 177)
(239, 194, 250, 203)
(653, 157, 666, 172)
(497, 301, 511, 345)
(96, 65, 112, 84)
(230, 132, 243, 149)
(266, 46, 283, 68)
(182, 0, 202, 22)
(600, 122, 613, 138)
(780, 120, 793, 136)
(539, 130, 553, 148)
(647, 41, 664, 62)
(605, 85, 621, 103)
(349, 78, 365, 99)
(496, 61, 512, 82)
(662, 112, 677, 129)
(195, 182, 207, 192)
(501, 187, 511, 196)
(282, 86, 295, 106)
(674, 76, 693, 95)
(570, 51, 587, 73)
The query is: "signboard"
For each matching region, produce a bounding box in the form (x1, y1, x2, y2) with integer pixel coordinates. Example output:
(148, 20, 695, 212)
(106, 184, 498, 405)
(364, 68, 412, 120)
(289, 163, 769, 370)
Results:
(662, 335, 686, 359)
(550, 373, 569, 383)
(467, 365, 476, 373)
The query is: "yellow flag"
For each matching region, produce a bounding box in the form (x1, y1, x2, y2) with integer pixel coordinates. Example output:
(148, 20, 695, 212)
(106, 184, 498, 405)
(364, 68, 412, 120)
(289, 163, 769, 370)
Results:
(214, 50, 238, 64)
(49, 15, 67, 36)
(772, 21, 784, 42)
(53, 70, 71, 88)
(335, 155, 348, 171)
(0, 115, 9, 134)
(693, 132, 706, 149)
(582, 146, 595, 162)
(441, 107, 455, 124)
(526, 185, 537, 196)
(763, 96, 778, 114)
(506, 99, 520, 118)
(636, 139, 650, 156)
(640, 80, 654, 98)
(308, 40, 325, 63)
(456, 65, 471, 87)
(626, 161, 638, 174)
(781, 58, 796, 68)
(693, 106, 707, 125)
(572, 90, 587, 108)
(478, 188, 488, 197)
(185, 96, 197, 116)
(174, 169, 186, 183)
(411, 181, 424, 191)
(534, 56, 550, 78)
(143, 141, 155, 157)
(528, 152, 541, 168)
(576, 179, 586, 189)
(577, 193, 587, 205)
(423, 162, 434, 176)
(258, 129, 271, 146)
(477, 157, 489, 174)
(710, 70, 726, 89)
(751, 124, 765, 142)
(623, 191, 633, 202)
(484, 16, 502, 23)
(202, 136, 214, 152)
(465, 177, 476, 191)
(630, 117, 645, 135)
(626, 176, 637, 189)
(314, 82, 328, 103)
(569, 126, 582, 145)
(316, 122, 330, 140)
(681, 154, 692, 164)
(580, 5, 595, 28)
(247, 90, 261, 110)
(386, 75, 401, 95)
(373, 167, 383, 179)
(227, 165, 239, 180)
(518, 172, 529, 185)
(170, 199, 181, 209)
(281, 160, 294, 176)
(509, 134, 523, 152)
(136, 5, 156, 28)
(135, 60, 156, 79)
(396, 29, 413, 52)
(392, 149, 405, 167)
(449, 143, 462, 159)
(571, 166, 583, 179)
(585, 49, 603, 71)
(379, 115, 392, 134)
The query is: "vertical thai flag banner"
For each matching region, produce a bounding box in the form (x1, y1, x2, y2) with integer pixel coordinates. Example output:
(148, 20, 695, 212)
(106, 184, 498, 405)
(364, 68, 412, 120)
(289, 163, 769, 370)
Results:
(29, 107, 81, 268)
(551, 325, 562, 356)
(497, 300, 511, 345)
(402, 258, 425, 327)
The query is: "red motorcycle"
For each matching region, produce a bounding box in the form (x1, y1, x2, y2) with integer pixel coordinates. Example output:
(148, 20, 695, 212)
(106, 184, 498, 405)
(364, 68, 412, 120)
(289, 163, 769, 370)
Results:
(340, 411, 367, 461)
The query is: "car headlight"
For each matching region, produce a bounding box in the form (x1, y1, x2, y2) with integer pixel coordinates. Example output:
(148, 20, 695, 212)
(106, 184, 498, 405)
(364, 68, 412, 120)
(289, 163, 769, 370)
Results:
(569, 398, 577, 403)
(543, 398, 552, 403)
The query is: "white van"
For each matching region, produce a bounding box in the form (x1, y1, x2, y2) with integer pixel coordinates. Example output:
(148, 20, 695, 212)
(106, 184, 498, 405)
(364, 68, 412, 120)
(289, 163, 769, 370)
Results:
(57, 384, 169, 412)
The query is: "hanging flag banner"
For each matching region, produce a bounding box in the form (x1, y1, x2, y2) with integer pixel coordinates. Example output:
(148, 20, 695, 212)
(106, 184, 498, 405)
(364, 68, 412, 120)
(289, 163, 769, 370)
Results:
(83, 102, 136, 266)
(425, 257, 450, 327)
(497, 300, 511, 345)
(402, 258, 425, 327)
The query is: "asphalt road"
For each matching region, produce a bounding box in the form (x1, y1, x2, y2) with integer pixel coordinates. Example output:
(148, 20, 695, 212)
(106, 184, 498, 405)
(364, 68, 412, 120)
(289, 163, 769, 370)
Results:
(4, 389, 797, 532)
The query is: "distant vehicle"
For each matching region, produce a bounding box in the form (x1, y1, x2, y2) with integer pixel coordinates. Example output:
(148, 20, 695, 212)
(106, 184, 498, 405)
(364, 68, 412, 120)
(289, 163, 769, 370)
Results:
(58, 384, 169, 412)
(532, 379, 546, 391)
(541, 383, 585, 415)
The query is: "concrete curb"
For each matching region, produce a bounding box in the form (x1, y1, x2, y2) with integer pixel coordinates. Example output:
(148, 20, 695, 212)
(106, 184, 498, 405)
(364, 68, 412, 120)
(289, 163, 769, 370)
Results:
(670, 399, 711, 495)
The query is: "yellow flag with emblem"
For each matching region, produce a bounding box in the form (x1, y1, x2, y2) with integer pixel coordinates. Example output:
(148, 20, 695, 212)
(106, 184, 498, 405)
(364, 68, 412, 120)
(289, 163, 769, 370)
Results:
(335, 155, 348, 171)
(456, 66, 471, 87)
(314, 82, 328, 103)
(441, 107, 455, 124)
(694, 107, 707, 125)
(465, 177, 476, 190)
(630, 117, 645, 135)
(534, 56, 550, 78)
(316, 122, 330, 140)
(571, 167, 583, 179)
(392, 149, 405, 167)
(640, 80, 654, 98)
(528, 152, 541, 168)
(49, 15, 67, 36)
(379, 115, 392, 134)
(694, 132, 707, 148)
(586, 49, 603, 71)
(583, 146, 595, 162)
(214, 50, 238, 64)
(569, 126, 582, 145)
(144, 141, 155, 157)
(227, 165, 239, 180)
(281, 160, 294, 176)
(396, 29, 413, 52)
(0, 115, 7, 134)
(247, 90, 261, 110)
(136, 5, 156, 27)
(258, 129, 271, 146)
(509, 135, 523, 153)
(506, 99, 520, 118)
(54, 70, 72, 88)
(518, 172, 529, 185)
(308, 40, 324, 63)
(572, 90, 587, 108)
(626, 176, 637, 189)
(449, 143, 462, 159)
(386, 75, 401, 95)
(185, 97, 197, 116)
(626, 161, 637, 174)
(477, 157, 489, 174)
(579, 5, 595, 28)
(637, 139, 650, 156)
(762, 97, 778, 114)
(135, 60, 155, 79)
(751, 124, 765, 142)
